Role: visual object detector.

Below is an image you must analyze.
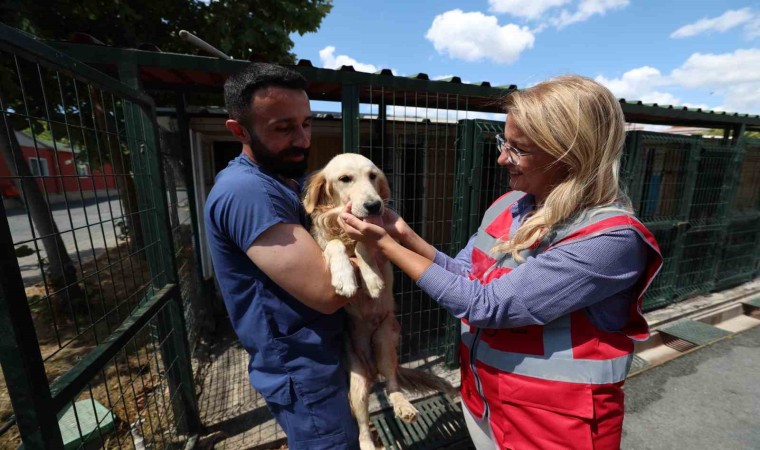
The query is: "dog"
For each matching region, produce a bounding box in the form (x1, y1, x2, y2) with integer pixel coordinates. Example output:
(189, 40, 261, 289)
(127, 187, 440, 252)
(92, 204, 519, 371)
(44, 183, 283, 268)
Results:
(304, 153, 454, 450)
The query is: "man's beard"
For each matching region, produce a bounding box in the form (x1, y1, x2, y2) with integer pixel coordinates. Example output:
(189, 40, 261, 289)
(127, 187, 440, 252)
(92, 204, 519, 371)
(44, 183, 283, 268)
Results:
(249, 130, 309, 179)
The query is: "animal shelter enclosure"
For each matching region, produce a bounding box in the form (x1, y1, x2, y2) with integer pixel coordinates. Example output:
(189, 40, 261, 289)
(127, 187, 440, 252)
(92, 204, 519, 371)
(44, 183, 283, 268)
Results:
(2, 23, 760, 448)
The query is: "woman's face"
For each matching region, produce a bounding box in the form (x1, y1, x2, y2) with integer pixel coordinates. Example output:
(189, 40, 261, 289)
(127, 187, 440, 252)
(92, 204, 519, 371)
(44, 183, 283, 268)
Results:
(498, 117, 568, 204)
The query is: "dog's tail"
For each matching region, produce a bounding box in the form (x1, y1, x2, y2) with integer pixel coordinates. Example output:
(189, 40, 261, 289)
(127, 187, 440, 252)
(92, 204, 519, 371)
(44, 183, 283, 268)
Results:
(396, 367, 456, 396)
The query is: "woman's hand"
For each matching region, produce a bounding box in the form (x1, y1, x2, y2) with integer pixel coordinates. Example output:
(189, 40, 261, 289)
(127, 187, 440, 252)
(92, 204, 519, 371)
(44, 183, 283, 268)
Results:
(339, 203, 395, 251)
(381, 208, 413, 244)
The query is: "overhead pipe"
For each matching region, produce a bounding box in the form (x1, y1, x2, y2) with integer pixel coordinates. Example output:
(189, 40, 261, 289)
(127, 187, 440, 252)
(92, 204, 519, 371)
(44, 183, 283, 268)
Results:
(179, 30, 232, 59)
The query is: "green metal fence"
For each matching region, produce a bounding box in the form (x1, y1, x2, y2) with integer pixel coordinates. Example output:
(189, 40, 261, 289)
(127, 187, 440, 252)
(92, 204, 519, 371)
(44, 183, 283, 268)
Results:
(349, 84, 507, 368)
(0, 24, 199, 448)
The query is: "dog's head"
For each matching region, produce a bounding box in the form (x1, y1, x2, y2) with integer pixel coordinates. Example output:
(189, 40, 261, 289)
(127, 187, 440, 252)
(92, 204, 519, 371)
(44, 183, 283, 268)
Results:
(304, 153, 390, 218)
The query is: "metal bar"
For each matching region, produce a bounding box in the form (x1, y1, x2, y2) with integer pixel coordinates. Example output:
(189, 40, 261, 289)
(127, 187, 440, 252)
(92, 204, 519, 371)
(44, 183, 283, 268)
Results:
(342, 84, 360, 152)
(707, 124, 747, 287)
(445, 119, 475, 368)
(45, 43, 760, 130)
(118, 60, 201, 435)
(0, 23, 153, 107)
(47, 284, 176, 411)
(174, 92, 206, 289)
(50, 41, 514, 97)
(141, 103, 202, 432)
(179, 30, 232, 60)
(0, 198, 65, 448)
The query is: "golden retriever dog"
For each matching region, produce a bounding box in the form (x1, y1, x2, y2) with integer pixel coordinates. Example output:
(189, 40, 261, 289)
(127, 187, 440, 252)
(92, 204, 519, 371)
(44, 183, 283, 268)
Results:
(304, 153, 454, 450)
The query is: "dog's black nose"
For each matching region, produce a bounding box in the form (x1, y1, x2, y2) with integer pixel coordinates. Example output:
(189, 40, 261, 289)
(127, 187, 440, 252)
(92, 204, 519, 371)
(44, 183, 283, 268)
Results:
(364, 200, 382, 215)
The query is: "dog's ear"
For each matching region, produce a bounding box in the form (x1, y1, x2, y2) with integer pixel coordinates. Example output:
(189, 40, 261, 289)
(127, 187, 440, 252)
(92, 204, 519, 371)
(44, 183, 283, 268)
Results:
(303, 170, 331, 214)
(377, 172, 391, 202)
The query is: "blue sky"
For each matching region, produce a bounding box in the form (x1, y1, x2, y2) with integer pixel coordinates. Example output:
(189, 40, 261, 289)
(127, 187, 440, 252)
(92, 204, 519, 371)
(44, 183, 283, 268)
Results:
(291, 0, 759, 114)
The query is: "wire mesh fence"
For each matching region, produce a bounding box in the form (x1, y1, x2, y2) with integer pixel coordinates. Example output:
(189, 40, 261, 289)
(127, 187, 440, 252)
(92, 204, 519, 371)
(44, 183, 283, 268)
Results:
(159, 127, 211, 354)
(714, 214, 760, 291)
(55, 302, 191, 449)
(639, 223, 682, 311)
(673, 224, 724, 301)
(625, 132, 699, 223)
(0, 25, 198, 448)
(688, 138, 741, 226)
(355, 86, 506, 366)
(732, 139, 760, 216)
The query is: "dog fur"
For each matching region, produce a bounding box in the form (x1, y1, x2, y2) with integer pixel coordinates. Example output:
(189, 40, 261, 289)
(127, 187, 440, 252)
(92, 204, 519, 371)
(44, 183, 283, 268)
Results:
(303, 153, 454, 450)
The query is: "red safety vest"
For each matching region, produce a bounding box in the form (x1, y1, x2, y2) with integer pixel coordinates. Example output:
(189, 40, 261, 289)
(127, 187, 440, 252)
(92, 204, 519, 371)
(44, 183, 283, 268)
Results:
(460, 191, 662, 450)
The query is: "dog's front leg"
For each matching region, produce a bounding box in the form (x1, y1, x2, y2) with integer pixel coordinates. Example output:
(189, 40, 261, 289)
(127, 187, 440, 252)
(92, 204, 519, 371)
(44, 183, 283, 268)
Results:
(355, 242, 385, 299)
(324, 239, 358, 297)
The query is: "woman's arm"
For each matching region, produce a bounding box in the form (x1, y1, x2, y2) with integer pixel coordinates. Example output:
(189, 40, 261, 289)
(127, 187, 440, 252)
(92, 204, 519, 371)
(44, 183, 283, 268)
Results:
(341, 208, 648, 329)
(418, 229, 648, 328)
(381, 208, 436, 260)
(377, 207, 474, 277)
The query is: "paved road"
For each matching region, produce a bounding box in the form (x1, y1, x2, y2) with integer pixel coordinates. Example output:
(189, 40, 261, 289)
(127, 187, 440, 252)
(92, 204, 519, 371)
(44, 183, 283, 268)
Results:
(7, 191, 190, 285)
(623, 326, 760, 449)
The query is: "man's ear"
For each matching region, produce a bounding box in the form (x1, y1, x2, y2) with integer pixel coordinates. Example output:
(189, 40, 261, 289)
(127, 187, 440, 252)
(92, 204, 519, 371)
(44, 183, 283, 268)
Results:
(225, 119, 250, 144)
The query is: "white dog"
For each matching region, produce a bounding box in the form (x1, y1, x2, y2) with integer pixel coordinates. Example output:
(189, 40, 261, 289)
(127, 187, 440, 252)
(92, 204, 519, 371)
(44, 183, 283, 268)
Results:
(304, 153, 453, 450)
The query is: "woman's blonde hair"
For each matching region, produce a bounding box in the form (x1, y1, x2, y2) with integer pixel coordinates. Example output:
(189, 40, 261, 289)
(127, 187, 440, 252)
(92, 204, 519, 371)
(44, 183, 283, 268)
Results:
(493, 75, 631, 261)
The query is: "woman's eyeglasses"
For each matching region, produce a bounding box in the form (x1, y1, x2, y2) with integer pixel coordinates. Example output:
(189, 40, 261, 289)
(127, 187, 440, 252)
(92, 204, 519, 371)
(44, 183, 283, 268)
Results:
(495, 133, 530, 165)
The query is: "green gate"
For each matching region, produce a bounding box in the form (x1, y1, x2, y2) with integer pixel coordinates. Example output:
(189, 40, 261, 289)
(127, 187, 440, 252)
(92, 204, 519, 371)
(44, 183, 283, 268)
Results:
(0, 24, 199, 448)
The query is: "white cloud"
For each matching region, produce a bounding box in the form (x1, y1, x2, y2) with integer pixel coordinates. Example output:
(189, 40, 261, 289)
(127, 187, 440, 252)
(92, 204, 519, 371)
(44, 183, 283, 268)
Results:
(596, 48, 760, 114)
(595, 66, 666, 100)
(319, 46, 381, 73)
(488, 0, 570, 20)
(554, 0, 629, 28)
(670, 48, 760, 88)
(425, 9, 535, 64)
(671, 8, 755, 39)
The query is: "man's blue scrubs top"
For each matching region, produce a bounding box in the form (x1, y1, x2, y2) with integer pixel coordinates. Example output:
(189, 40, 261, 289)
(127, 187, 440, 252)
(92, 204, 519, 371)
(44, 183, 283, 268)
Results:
(204, 154, 346, 406)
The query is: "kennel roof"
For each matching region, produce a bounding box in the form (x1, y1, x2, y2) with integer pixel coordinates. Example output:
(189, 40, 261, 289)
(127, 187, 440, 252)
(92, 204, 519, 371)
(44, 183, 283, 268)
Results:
(46, 39, 760, 132)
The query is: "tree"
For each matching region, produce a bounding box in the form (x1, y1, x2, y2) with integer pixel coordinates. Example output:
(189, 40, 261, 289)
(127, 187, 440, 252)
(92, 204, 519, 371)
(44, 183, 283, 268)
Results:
(1, 0, 333, 63)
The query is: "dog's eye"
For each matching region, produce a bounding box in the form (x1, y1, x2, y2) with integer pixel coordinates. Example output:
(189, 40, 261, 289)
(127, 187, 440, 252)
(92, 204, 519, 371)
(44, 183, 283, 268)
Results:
(339, 175, 352, 183)
(369, 173, 377, 180)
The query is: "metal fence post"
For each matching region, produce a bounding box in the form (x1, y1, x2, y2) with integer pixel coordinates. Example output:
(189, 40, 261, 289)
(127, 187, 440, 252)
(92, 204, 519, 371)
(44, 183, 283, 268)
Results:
(141, 105, 202, 433)
(118, 61, 201, 434)
(0, 198, 64, 449)
(342, 84, 360, 153)
(445, 119, 476, 368)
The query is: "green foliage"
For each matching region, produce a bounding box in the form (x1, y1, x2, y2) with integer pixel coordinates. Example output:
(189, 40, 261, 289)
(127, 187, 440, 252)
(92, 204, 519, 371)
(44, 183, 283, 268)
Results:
(1, 0, 332, 63)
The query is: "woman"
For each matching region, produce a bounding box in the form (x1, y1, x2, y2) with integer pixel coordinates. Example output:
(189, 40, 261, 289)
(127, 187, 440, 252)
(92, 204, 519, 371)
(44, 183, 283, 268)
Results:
(339, 76, 662, 450)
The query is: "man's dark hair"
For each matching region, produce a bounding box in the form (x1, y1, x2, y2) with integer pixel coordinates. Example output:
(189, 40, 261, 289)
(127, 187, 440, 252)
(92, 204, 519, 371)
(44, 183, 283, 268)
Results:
(224, 63, 308, 122)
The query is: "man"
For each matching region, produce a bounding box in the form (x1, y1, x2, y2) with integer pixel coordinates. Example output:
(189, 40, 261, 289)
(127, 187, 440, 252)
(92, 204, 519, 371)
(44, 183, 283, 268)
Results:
(204, 63, 359, 449)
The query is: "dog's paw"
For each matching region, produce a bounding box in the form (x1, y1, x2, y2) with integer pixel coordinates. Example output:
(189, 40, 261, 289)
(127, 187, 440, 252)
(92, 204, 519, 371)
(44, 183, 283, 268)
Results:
(363, 273, 385, 299)
(358, 438, 377, 450)
(389, 392, 418, 423)
(332, 277, 358, 297)
(333, 270, 358, 297)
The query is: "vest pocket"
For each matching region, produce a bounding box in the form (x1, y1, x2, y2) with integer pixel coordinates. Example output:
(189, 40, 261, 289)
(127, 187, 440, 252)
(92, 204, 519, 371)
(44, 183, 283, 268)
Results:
(496, 373, 595, 449)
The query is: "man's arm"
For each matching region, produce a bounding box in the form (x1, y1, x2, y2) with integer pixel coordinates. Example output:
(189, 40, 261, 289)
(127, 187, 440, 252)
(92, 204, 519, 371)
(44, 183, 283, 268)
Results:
(246, 222, 352, 314)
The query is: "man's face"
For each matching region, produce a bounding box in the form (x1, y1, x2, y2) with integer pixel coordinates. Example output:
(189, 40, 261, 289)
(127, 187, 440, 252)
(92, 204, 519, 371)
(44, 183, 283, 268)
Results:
(246, 86, 312, 178)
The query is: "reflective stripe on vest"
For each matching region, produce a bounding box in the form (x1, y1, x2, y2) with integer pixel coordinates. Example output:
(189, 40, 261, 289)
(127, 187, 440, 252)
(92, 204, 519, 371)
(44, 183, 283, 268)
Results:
(461, 318, 632, 384)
